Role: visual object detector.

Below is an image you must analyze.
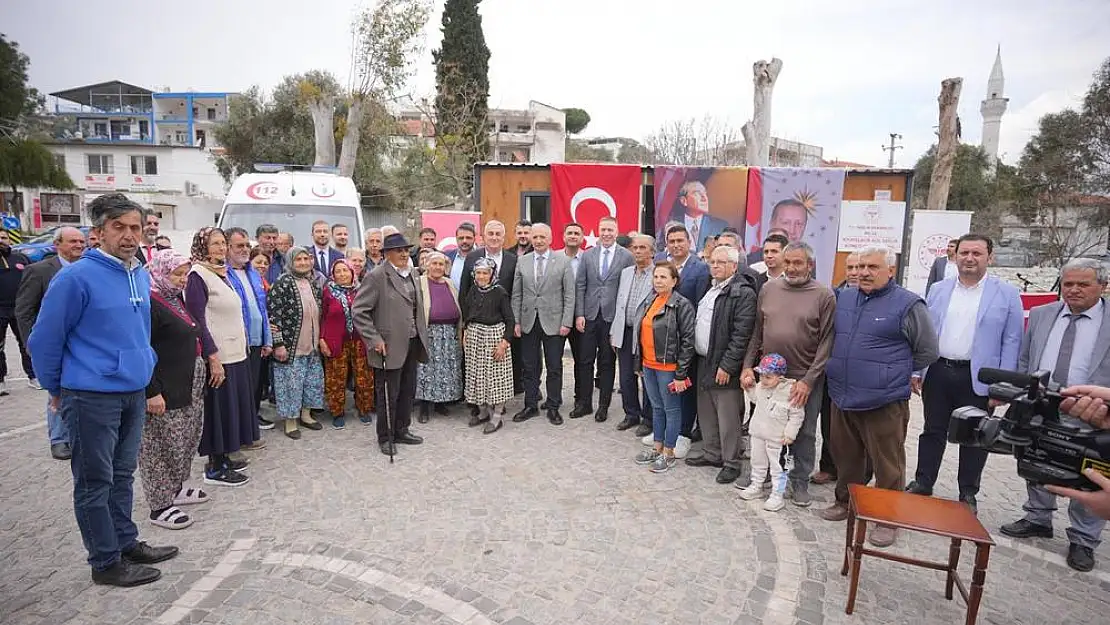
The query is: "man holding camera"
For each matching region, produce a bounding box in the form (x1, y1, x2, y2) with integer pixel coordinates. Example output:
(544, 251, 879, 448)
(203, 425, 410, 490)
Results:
(907, 234, 1024, 513)
(999, 258, 1110, 572)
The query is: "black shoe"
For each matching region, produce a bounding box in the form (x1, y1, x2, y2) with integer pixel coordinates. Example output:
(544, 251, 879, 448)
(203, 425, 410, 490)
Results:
(716, 466, 743, 484)
(999, 518, 1053, 539)
(513, 406, 539, 423)
(225, 458, 248, 472)
(379, 442, 395, 456)
(122, 541, 179, 565)
(594, 406, 609, 423)
(395, 431, 424, 445)
(92, 560, 162, 587)
(616, 417, 638, 431)
(469, 404, 480, 417)
(483, 420, 503, 435)
(569, 404, 593, 419)
(547, 408, 563, 425)
(959, 493, 978, 515)
(204, 467, 249, 487)
(1067, 543, 1096, 572)
(433, 403, 449, 416)
(468, 414, 489, 427)
(904, 480, 933, 496)
(685, 455, 723, 468)
(634, 423, 652, 437)
(689, 429, 703, 443)
(51, 443, 72, 460)
(540, 399, 551, 410)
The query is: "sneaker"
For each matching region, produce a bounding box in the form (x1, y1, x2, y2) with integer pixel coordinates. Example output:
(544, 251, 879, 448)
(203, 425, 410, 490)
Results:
(649, 454, 677, 473)
(204, 468, 249, 487)
(641, 433, 654, 446)
(673, 436, 692, 459)
(737, 484, 763, 500)
(241, 440, 266, 451)
(333, 416, 346, 429)
(359, 413, 374, 425)
(28, 378, 42, 390)
(791, 486, 813, 508)
(635, 449, 661, 465)
(763, 492, 786, 511)
(225, 457, 249, 472)
(258, 418, 275, 431)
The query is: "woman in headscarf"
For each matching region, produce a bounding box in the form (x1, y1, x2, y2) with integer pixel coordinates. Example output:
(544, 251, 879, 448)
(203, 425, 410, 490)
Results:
(140, 250, 208, 529)
(267, 246, 326, 439)
(415, 251, 463, 422)
(462, 257, 515, 434)
(183, 227, 252, 487)
(320, 259, 374, 428)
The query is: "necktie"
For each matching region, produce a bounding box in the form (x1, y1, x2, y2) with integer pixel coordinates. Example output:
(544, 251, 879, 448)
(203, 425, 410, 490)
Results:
(319, 250, 327, 273)
(1052, 313, 1081, 386)
(601, 248, 611, 278)
(537, 255, 546, 283)
(690, 221, 700, 248)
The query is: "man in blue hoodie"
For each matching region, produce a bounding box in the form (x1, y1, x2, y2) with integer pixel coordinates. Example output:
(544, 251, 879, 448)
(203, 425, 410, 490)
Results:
(28, 193, 178, 588)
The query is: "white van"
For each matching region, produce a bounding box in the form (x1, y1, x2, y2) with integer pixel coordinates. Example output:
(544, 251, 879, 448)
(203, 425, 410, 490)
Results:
(217, 165, 364, 246)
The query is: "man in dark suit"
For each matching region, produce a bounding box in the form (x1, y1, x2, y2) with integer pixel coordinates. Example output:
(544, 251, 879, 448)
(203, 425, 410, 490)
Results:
(15, 226, 87, 459)
(512, 220, 534, 257)
(444, 221, 477, 289)
(926, 238, 959, 295)
(352, 233, 430, 456)
(460, 220, 521, 395)
(135, 210, 160, 266)
(310, 219, 345, 275)
(574, 216, 634, 421)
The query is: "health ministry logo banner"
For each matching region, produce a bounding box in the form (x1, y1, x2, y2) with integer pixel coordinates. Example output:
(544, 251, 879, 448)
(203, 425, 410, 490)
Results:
(653, 166, 748, 253)
(745, 167, 846, 284)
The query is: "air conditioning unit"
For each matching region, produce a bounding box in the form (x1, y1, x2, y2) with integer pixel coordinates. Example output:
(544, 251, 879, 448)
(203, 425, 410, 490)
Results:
(184, 181, 200, 196)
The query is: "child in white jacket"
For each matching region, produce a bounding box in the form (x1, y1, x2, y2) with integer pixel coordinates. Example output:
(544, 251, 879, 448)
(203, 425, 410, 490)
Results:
(737, 353, 805, 511)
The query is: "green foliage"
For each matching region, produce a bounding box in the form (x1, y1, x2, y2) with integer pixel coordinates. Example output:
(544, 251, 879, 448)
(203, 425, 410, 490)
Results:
(433, 0, 490, 181)
(563, 108, 591, 135)
(911, 143, 994, 211)
(0, 35, 42, 125)
(1081, 57, 1110, 192)
(565, 139, 612, 163)
(0, 138, 75, 196)
(351, 0, 431, 97)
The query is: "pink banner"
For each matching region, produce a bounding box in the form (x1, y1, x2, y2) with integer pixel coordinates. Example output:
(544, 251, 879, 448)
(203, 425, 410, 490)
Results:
(420, 210, 482, 252)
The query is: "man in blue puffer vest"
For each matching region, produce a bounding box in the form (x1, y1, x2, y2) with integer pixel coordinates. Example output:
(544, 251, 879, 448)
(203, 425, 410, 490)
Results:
(28, 193, 178, 588)
(818, 245, 939, 548)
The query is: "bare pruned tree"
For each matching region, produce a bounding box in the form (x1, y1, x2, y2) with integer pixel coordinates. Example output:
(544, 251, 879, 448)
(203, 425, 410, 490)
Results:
(643, 115, 744, 166)
(1036, 201, 1110, 267)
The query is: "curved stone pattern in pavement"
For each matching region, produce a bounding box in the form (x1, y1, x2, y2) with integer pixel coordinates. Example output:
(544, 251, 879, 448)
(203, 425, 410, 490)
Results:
(1, 341, 1108, 624)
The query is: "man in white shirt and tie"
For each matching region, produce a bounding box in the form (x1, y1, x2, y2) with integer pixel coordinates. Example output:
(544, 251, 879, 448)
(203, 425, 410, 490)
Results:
(311, 220, 340, 276)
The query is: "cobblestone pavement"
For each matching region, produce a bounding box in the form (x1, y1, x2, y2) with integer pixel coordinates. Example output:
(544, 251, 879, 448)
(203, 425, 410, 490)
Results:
(2, 336, 1109, 625)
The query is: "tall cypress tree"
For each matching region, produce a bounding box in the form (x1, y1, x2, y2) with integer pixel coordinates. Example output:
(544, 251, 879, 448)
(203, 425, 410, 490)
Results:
(433, 0, 490, 171)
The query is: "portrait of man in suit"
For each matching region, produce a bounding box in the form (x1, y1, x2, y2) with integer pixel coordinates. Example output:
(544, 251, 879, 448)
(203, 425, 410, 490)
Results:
(1000, 258, 1110, 572)
(656, 180, 730, 252)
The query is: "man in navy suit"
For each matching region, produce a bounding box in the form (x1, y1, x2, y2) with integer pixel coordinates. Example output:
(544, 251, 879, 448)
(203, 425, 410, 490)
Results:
(656, 180, 730, 252)
(661, 224, 710, 448)
(310, 219, 345, 275)
(907, 234, 1024, 513)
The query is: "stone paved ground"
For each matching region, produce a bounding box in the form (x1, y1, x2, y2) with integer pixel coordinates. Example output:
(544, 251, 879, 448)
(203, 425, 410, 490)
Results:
(2, 335, 1109, 625)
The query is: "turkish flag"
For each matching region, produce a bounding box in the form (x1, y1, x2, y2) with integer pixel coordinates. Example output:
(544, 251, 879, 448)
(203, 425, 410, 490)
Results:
(550, 164, 641, 249)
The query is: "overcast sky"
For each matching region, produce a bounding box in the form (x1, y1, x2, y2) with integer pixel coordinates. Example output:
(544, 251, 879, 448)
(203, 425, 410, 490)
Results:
(3, 0, 1106, 167)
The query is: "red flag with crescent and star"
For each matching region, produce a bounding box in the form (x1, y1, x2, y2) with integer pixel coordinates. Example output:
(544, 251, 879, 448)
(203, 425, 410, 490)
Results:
(550, 163, 641, 249)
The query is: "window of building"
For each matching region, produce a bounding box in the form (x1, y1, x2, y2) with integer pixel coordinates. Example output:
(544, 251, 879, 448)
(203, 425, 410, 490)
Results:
(93, 121, 108, 138)
(207, 108, 217, 120)
(109, 119, 131, 139)
(515, 125, 531, 133)
(52, 153, 65, 170)
(521, 192, 550, 225)
(130, 155, 158, 175)
(40, 193, 81, 225)
(87, 154, 114, 174)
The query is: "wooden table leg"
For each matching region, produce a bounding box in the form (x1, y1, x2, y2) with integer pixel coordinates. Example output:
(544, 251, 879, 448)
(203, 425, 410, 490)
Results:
(841, 505, 856, 576)
(845, 518, 867, 615)
(946, 538, 962, 600)
(965, 543, 990, 625)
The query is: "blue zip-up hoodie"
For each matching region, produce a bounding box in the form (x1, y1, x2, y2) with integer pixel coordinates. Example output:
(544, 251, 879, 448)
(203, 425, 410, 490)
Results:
(28, 248, 156, 395)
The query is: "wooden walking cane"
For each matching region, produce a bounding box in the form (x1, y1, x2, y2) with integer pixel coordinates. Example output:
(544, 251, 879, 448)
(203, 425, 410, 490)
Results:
(383, 375, 395, 464)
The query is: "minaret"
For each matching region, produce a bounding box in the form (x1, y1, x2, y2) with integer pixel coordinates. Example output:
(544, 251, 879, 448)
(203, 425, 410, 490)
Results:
(980, 46, 1008, 170)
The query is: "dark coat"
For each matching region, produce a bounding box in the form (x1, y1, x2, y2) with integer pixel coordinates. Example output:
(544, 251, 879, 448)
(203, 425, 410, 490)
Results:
(696, 272, 759, 390)
(268, 273, 322, 365)
(14, 256, 62, 343)
(147, 294, 203, 410)
(352, 262, 430, 370)
(676, 257, 711, 305)
(631, 291, 697, 380)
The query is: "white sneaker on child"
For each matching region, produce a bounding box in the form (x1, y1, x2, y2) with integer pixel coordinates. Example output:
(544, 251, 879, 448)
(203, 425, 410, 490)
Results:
(764, 492, 786, 511)
(737, 484, 763, 500)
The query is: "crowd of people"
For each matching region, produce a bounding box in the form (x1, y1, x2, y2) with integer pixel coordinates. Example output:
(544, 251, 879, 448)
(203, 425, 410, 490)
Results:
(2, 190, 1109, 589)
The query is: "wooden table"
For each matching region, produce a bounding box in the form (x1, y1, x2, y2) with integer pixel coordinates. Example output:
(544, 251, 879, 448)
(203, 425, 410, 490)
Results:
(842, 484, 995, 625)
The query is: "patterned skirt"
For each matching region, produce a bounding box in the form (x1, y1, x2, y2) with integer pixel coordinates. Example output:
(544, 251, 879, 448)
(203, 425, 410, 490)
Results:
(464, 322, 514, 406)
(272, 353, 326, 419)
(416, 323, 464, 403)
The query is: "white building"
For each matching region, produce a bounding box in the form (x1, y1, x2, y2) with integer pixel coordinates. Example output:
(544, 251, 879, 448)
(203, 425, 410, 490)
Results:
(980, 47, 1008, 169)
(392, 100, 567, 164)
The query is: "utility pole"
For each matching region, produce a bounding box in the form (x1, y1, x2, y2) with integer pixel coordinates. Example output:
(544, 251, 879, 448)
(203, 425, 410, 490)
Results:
(882, 133, 903, 168)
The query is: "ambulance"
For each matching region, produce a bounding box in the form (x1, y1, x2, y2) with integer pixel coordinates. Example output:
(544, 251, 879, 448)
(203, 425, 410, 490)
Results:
(217, 164, 364, 245)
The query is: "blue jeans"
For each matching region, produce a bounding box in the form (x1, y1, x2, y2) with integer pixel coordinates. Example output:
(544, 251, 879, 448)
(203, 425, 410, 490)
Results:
(62, 389, 145, 571)
(47, 397, 70, 445)
(641, 367, 683, 449)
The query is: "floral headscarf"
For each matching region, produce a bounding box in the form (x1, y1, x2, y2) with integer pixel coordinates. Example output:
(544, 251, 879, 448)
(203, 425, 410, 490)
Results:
(472, 256, 498, 293)
(149, 249, 191, 299)
(284, 246, 314, 278)
(190, 227, 227, 278)
(326, 259, 356, 334)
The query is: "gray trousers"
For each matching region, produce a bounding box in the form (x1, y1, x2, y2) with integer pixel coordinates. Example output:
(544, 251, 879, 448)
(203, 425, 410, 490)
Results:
(787, 375, 826, 492)
(696, 385, 745, 469)
(1022, 482, 1106, 550)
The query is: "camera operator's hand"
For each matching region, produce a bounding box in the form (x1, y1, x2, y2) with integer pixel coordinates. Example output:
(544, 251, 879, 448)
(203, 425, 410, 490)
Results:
(1046, 469, 1110, 521)
(1059, 385, 1110, 429)
(911, 375, 922, 395)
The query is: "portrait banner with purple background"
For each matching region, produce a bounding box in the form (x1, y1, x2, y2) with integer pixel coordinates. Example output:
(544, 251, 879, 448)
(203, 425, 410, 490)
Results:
(746, 167, 846, 285)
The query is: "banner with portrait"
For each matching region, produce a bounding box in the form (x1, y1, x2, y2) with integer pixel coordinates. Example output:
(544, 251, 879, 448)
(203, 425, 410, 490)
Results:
(744, 167, 846, 284)
(653, 166, 749, 254)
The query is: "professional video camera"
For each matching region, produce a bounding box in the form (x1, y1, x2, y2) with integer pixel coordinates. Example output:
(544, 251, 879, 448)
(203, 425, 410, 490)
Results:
(948, 368, 1110, 491)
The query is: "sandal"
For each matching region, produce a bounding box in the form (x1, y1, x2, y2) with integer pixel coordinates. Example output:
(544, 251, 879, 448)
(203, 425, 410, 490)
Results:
(173, 488, 209, 506)
(149, 506, 194, 530)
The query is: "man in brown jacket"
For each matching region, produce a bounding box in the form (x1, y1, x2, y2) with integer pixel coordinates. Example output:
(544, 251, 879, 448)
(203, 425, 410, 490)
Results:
(353, 233, 430, 456)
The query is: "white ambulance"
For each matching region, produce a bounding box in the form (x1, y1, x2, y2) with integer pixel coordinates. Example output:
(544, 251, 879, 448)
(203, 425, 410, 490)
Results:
(217, 164, 364, 245)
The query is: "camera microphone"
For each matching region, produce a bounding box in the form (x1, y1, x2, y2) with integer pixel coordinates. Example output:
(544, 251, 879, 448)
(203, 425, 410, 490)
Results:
(978, 368, 1035, 387)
